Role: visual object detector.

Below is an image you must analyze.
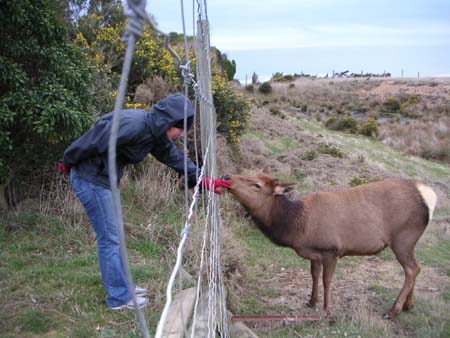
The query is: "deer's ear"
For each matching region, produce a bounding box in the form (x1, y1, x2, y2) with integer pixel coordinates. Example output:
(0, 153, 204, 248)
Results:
(274, 182, 298, 195)
(262, 165, 271, 175)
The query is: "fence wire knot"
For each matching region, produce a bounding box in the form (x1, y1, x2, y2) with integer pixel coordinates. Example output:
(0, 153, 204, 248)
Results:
(180, 61, 194, 86)
(122, 0, 146, 42)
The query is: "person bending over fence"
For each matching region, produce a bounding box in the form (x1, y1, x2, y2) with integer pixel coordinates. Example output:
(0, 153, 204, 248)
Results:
(59, 93, 230, 310)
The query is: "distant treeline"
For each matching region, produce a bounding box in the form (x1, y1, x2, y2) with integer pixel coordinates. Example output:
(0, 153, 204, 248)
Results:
(271, 70, 391, 82)
(332, 70, 392, 78)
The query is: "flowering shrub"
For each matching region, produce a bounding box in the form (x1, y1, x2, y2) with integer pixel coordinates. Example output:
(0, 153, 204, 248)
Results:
(133, 27, 181, 88)
(359, 117, 379, 138)
(75, 12, 250, 144)
(212, 72, 251, 144)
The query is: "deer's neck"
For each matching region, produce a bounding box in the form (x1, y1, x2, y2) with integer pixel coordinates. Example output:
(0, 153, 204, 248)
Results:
(250, 196, 304, 248)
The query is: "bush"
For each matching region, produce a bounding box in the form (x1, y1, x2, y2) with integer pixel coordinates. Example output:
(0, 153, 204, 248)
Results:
(324, 116, 338, 128)
(400, 94, 420, 113)
(303, 150, 317, 161)
(258, 82, 272, 94)
(0, 0, 94, 189)
(269, 107, 285, 119)
(359, 117, 379, 137)
(213, 73, 251, 144)
(348, 176, 368, 187)
(325, 115, 358, 133)
(384, 97, 401, 114)
(318, 143, 345, 158)
(245, 85, 254, 93)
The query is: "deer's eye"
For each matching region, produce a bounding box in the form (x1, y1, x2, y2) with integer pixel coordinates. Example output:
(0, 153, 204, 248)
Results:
(253, 183, 262, 189)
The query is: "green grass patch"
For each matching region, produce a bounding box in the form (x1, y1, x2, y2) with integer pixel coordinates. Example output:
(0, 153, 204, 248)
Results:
(417, 240, 450, 274)
(18, 309, 52, 334)
(0, 206, 177, 338)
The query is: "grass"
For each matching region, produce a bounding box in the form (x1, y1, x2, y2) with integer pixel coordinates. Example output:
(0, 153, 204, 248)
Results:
(297, 118, 450, 180)
(0, 160, 189, 338)
(416, 240, 450, 275)
(250, 130, 298, 157)
(0, 211, 166, 337)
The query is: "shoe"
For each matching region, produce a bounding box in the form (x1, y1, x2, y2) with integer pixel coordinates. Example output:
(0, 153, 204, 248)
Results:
(135, 286, 149, 296)
(110, 296, 148, 311)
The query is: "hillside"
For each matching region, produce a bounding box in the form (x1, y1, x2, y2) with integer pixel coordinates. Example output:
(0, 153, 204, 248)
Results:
(1, 78, 449, 338)
(218, 77, 450, 337)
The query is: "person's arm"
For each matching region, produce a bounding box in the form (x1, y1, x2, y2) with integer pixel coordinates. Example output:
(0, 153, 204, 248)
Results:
(151, 139, 198, 187)
(150, 139, 231, 194)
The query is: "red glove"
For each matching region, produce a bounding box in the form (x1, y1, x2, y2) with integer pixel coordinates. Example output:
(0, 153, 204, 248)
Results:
(201, 177, 231, 195)
(58, 161, 71, 175)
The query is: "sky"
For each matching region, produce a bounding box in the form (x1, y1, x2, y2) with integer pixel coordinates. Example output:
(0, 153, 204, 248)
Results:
(145, 0, 450, 83)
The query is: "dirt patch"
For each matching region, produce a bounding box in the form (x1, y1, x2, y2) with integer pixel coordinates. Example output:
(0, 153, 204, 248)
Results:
(249, 255, 449, 316)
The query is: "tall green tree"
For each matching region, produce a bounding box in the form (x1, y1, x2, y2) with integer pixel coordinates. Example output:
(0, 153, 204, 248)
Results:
(216, 48, 236, 81)
(0, 0, 94, 205)
(251, 72, 258, 85)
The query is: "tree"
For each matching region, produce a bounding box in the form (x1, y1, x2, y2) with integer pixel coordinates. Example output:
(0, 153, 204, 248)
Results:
(251, 72, 258, 85)
(216, 49, 236, 81)
(0, 0, 94, 206)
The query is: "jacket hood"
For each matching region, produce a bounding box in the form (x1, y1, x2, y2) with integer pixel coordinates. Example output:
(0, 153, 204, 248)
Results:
(148, 93, 195, 137)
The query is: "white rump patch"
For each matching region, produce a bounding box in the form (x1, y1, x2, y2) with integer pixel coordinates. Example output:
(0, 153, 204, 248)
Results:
(416, 183, 437, 222)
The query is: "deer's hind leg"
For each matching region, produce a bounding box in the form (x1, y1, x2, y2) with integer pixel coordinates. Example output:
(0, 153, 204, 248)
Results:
(386, 237, 421, 319)
(403, 256, 420, 311)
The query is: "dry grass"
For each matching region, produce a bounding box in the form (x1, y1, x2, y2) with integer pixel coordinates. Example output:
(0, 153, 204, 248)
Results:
(121, 157, 181, 212)
(243, 77, 450, 165)
(37, 174, 87, 224)
(380, 116, 450, 162)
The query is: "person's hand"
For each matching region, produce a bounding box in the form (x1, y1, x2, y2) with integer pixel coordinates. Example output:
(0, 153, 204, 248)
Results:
(58, 161, 71, 175)
(201, 177, 231, 195)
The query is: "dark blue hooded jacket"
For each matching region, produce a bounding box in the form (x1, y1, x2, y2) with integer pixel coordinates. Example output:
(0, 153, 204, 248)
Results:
(63, 93, 197, 189)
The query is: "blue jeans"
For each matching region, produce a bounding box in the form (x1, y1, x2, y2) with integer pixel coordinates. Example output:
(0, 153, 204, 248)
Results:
(70, 170, 132, 308)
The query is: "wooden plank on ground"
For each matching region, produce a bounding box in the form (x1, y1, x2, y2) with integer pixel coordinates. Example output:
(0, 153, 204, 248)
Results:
(161, 287, 197, 338)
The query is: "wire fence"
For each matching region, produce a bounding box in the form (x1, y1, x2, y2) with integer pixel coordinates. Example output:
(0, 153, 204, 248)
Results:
(108, 0, 228, 337)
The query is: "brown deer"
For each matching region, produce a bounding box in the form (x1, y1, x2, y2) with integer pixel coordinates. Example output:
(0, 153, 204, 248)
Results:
(224, 168, 437, 319)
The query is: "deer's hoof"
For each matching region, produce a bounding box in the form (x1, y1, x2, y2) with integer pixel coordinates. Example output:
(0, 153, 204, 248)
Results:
(383, 313, 391, 320)
(326, 315, 337, 324)
(403, 302, 415, 311)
